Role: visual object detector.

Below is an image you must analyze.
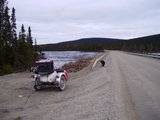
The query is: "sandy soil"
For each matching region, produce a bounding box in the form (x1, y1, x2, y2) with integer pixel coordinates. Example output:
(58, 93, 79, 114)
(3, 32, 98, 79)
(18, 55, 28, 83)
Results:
(0, 51, 160, 120)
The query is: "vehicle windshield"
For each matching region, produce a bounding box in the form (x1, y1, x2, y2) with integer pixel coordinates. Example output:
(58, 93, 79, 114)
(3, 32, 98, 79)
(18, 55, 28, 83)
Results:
(36, 62, 54, 75)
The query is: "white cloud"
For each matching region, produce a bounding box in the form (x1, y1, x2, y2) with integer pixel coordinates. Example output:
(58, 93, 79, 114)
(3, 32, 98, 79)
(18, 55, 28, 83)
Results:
(8, 0, 160, 44)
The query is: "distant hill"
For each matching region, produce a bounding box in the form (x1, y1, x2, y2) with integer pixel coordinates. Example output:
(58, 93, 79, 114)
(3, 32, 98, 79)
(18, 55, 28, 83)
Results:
(39, 38, 124, 51)
(123, 34, 160, 52)
(38, 34, 160, 52)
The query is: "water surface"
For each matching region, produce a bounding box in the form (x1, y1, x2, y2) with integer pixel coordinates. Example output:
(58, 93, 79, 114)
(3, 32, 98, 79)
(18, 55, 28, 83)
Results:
(43, 51, 96, 68)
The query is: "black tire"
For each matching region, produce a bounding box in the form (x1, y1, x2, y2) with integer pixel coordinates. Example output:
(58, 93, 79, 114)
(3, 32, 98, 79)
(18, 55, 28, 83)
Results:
(34, 85, 41, 91)
(34, 80, 41, 91)
(58, 76, 66, 91)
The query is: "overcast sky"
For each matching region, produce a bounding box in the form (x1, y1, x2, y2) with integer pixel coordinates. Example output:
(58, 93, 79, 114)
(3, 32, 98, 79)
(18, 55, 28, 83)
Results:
(8, 0, 160, 44)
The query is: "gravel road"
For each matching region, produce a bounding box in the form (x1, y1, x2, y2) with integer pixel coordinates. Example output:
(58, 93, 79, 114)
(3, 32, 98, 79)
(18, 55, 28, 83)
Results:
(113, 51, 160, 120)
(0, 51, 160, 120)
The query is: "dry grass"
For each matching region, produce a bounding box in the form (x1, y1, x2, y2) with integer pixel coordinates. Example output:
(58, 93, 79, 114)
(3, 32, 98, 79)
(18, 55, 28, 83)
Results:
(62, 57, 93, 73)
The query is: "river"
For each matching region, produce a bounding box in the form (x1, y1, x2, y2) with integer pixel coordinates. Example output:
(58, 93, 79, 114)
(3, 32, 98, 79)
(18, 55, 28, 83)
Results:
(42, 51, 97, 68)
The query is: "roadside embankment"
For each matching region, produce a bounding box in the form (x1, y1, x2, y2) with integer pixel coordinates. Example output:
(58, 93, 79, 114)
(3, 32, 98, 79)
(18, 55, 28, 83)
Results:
(62, 52, 105, 73)
(62, 57, 93, 73)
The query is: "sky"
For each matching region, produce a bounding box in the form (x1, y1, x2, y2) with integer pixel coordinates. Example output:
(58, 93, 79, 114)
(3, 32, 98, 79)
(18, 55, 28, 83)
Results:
(8, 0, 160, 44)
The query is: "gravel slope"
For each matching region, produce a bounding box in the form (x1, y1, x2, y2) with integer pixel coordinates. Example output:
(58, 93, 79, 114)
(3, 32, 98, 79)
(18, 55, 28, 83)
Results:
(1, 51, 160, 120)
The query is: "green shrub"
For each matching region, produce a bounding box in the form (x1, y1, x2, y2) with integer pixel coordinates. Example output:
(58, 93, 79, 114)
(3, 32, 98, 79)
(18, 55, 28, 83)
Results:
(2, 64, 13, 75)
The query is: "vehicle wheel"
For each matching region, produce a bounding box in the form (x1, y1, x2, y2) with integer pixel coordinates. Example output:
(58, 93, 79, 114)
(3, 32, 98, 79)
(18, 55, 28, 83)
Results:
(34, 80, 41, 91)
(58, 76, 66, 91)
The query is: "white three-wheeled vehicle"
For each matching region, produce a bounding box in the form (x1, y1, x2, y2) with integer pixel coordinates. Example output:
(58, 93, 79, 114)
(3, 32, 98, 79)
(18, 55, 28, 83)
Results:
(34, 60, 68, 91)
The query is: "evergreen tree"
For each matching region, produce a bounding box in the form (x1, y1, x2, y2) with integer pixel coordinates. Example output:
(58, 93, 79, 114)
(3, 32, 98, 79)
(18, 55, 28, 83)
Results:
(0, 0, 7, 69)
(0, 0, 7, 31)
(27, 26, 33, 45)
(34, 38, 37, 51)
(3, 6, 12, 46)
(0, 1, 14, 73)
(11, 7, 17, 45)
(19, 24, 26, 42)
(0, 0, 37, 75)
(4, 6, 14, 65)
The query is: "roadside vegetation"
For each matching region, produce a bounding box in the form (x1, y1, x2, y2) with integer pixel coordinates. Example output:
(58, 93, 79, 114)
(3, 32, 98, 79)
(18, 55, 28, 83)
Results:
(0, 0, 38, 75)
(62, 57, 93, 73)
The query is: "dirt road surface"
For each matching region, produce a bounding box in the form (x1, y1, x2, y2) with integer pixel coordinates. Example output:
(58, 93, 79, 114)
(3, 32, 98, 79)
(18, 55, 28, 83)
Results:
(0, 51, 160, 120)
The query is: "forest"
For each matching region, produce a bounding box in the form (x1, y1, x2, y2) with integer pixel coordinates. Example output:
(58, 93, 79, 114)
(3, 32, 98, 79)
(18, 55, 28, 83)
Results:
(0, 0, 37, 75)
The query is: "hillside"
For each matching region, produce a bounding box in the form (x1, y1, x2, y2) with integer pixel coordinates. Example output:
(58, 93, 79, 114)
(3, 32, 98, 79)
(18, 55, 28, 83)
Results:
(39, 34, 160, 52)
(123, 34, 160, 52)
(39, 38, 124, 51)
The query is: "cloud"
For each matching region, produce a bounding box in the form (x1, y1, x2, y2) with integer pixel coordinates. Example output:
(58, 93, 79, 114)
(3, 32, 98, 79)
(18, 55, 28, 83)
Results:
(8, 0, 160, 44)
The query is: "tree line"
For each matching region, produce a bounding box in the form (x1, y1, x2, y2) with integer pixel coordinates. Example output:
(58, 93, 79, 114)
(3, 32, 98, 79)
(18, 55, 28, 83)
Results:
(121, 34, 160, 53)
(39, 35, 160, 52)
(0, 0, 38, 75)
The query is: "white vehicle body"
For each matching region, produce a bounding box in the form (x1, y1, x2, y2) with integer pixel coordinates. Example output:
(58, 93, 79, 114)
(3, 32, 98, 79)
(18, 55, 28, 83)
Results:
(34, 59, 68, 91)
